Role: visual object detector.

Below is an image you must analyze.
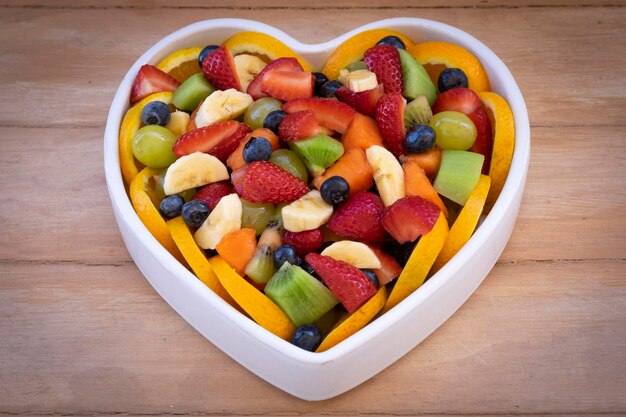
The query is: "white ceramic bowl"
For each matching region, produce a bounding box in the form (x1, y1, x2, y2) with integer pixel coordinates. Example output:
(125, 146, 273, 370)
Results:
(104, 18, 530, 400)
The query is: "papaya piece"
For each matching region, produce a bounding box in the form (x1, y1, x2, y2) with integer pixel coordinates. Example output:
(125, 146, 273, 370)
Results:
(312, 148, 373, 194)
(399, 147, 442, 178)
(341, 112, 384, 152)
(402, 157, 448, 217)
(226, 128, 280, 170)
(215, 227, 257, 276)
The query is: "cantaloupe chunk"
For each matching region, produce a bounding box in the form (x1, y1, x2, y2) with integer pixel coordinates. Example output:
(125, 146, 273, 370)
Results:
(215, 227, 257, 275)
(341, 112, 384, 152)
(312, 148, 373, 194)
(403, 157, 448, 217)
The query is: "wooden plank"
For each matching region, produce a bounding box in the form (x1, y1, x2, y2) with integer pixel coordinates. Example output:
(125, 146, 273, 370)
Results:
(0, 7, 625, 129)
(1, 260, 624, 414)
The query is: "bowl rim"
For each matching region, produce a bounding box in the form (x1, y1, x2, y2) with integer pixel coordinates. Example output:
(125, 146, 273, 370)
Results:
(104, 17, 530, 366)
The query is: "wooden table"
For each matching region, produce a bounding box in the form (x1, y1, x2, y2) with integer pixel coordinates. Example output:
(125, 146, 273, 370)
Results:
(1, 1, 625, 415)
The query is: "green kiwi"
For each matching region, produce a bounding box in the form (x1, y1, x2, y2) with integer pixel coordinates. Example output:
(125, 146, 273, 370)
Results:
(245, 210, 283, 284)
(397, 48, 437, 105)
(241, 199, 275, 236)
(404, 95, 434, 131)
(288, 134, 344, 177)
(433, 150, 484, 205)
(172, 73, 215, 111)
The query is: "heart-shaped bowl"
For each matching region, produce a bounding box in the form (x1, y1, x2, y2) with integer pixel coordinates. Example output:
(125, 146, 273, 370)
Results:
(104, 17, 530, 400)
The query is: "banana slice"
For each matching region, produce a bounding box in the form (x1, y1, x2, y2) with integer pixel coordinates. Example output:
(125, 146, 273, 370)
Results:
(281, 190, 333, 233)
(345, 70, 378, 92)
(194, 88, 253, 128)
(321, 241, 382, 269)
(163, 152, 229, 195)
(194, 193, 242, 250)
(165, 110, 190, 137)
(366, 145, 405, 207)
(234, 54, 267, 91)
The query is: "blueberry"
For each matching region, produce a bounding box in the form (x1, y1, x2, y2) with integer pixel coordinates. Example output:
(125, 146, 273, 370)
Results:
(362, 269, 380, 288)
(291, 323, 322, 351)
(159, 195, 185, 219)
(376, 35, 406, 50)
(384, 240, 417, 267)
(181, 200, 210, 228)
(319, 80, 343, 98)
(301, 261, 324, 284)
(313, 72, 329, 96)
(141, 101, 171, 126)
(263, 109, 287, 134)
(198, 44, 219, 67)
(243, 136, 273, 163)
(438, 68, 469, 93)
(404, 125, 436, 154)
(274, 245, 302, 269)
(320, 176, 350, 206)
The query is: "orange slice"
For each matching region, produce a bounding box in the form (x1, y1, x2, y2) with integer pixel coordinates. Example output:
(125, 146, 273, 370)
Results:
(408, 41, 491, 92)
(322, 29, 415, 81)
(129, 167, 185, 265)
(478, 91, 515, 206)
(316, 287, 387, 352)
(157, 47, 202, 83)
(208, 256, 296, 340)
(431, 175, 490, 273)
(223, 31, 312, 72)
(119, 91, 174, 185)
(382, 212, 449, 313)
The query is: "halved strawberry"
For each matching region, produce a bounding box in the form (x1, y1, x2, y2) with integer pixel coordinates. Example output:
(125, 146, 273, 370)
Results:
(326, 191, 387, 242)
(366, 244, 402, 286)
(278, 110, 320, 142)
(173, 121, 251, 162)
(375, 93, 406, 157)
(247, 57, 303, 99)
(201, 45, 242, 91)
(193, 181, 234, 210)
(130, 65, 179, 104)
(381, 196, 441, 243)
(305, 253, 377, 313)
(335, 84, 384, 117)
(431, 87, 482, 115)
(468, 107, 493, 174)
(363, 44, 403, 94)
(281, 228, 324, 256)
(242, 161, 310, 204)
(261, 71, 314, 101)
(283, 98, 356, 134)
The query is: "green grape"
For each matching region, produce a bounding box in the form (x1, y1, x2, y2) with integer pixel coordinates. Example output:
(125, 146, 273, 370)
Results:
(241, 199, 275, 235)
(268, 149, 309, 183)
(429, 111, 477, 150)
(344, 61, 368, 72)
(244, 97, 282, 130)
(132, 125, 177, 168)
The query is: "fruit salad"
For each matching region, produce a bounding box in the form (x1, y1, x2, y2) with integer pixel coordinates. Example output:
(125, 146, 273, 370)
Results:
(119, 28, 514, 353)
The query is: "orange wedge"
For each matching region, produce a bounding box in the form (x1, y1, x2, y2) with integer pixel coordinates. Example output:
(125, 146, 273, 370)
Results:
(119, 91, 174, 185)
(322, 29, 415, 80)
(478, 92, 515, 206)
(382, 212, 449, 313)
(157, 47, 202, 83)
(316, 287, 387, 352)
(209, 256, 296, 340)
(431, 175, 490, 273)
(223, 31, 312, 72)
(408, 41, 491, 92)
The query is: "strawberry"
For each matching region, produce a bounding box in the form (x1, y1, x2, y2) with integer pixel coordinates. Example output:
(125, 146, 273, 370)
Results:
(242, 161, 310, 204)
(281, 228, 324, 257)
(431, 87, 482, 115)
(283, 98, 356, 134)
(173, 121, 250, 162)
(363, 44, 403, 94)
(261, 71, 314, 101)
(326, 191, 387, 242)
(247, 57, 303, 99)
(366, 244, 402, 286)
(278, 110, 320, 142)
(305, 253, 377, 313)
(468, 107, 493, 174)
(130, 65, 179, 104)
(381, 196, 441, 243)
(375, 93, 406, 157)
(230, 166, 247, 196)
(335, 84, 384, 117)
(193, 181, 234, 210)
(201, 45, 242, 91)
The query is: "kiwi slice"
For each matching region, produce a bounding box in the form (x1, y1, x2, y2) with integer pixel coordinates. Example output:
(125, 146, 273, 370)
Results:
(265, 262, 339, 326)
(172, 73, 215, 111)
(397, 48, 437, 105)
(404, 95, 434, 131)
(289, 134, 344, 177)
(245, 210, 283, 284)
(433, 150, 484, 206)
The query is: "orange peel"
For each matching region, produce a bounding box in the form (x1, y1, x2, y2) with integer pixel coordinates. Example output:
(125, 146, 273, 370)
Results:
(156, 47, 202, 83)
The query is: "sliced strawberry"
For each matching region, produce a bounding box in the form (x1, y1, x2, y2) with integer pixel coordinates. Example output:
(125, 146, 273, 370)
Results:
(366, 244, 402, 286)
(230, 166, 247, 196)
(173, 121, 251, 162)
(130, 65, 179, 104)
(326, 191, 387, 242)
(431, 87, 482, 115)
(363, 44, 403, 94)
(305, 253, 377, 313)
(375, 93, 406, 157)
(335, 84, 384, 117)
(247, 57, 303, 99)
(281, 228, 324, 257)
(381, 196, 441, 243)
(192, 181, 234, 211)
(260, 70, 314, 101)
(283, 98, 356, 134)
(201, 45, 242, 91)
(278, 110, 320, 142)
(242, 161, 310, 204)
(468, 107, 493, 174)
